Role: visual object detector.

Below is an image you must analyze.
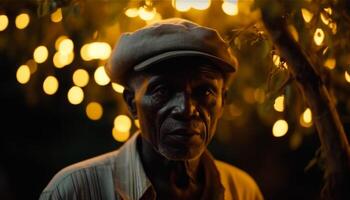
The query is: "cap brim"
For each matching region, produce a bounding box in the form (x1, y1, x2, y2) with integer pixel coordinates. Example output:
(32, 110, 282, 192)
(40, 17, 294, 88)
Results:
(133, 50, 237, 73)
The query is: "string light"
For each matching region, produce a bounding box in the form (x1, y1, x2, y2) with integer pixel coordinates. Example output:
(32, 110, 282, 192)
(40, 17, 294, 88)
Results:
(172, 0, 191, 12)
(313, 28, 324, 46)
(73, 69, 89, 87)
(300, 108, 312, 128)
(138, 6, 156, 21)
(272, 119, 288, 137)
(53, 51, 74, 68)
(67, 86, 84, 105)
(114, 115, 132, 132)
(274, 95, 285, 112)
(94, 66, 110, 86)
(16, 65, 30, 84)
(80, 42, 111, 61)
(112, 83, 124, 94)
(125, 8, 139, 18)
(86, 102, 103, 120)
(51, 8, 62, 23)
(58, 38, 74, 55)
(191, 0, 211, 10)
(323, 58, 336, 70)
(112, 128, 130, 142)
(15, 13, 30, 29)
(33, 46, 48, 64)
(0, 15, 9, 31)
(345, 71, 350, 83)
(222, 0, 238, 16)
(301, 8, 313, 23)
(43, 76, 59, 95)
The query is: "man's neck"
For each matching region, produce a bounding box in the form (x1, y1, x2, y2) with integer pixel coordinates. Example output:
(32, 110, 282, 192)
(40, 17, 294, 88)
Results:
(137, 137, 204, 199)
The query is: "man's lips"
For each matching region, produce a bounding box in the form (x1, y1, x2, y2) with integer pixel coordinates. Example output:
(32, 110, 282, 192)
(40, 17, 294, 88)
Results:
(167, 127, 201, 136)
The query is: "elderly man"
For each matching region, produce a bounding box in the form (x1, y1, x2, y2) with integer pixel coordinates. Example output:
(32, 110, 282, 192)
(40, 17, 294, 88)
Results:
(40, 18, 263, 200)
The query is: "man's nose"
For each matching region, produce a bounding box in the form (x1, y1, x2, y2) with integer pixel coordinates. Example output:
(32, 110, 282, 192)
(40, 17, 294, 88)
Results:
(171, 92, 199, 119)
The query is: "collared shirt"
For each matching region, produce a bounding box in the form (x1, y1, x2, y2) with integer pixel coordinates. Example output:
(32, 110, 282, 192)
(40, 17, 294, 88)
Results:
(39, 133, 263, 200)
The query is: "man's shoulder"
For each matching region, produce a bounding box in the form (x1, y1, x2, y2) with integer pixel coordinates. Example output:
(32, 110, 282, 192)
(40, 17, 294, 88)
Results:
(39, 150, 120, 199)
(214, 160, 264, 200)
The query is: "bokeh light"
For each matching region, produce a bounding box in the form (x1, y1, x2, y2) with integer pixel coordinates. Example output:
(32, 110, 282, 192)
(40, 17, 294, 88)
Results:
(114, 115, 132, 132)
(73, 69, 89, 87)
(222, 0, 238, 16)
(300, 108, 313, 128)
(94, 66, 110, 86)
(80, 42, 111, 61)
(301, 8, 313, 23)
(112, 128, 130, 142)
(125, 8, 139, 18)
(112, 83, 124, 94)
(313, 28, 325, 46)
(0, 15, 9, 31)
(274, 95, 285, 112)
(15, 13, 30, 29)
(51, 8, 62, 23)
(172, 0, 191, 12)
(191, 0, 211, 10)
(67, 86, 84, 105)
(43, 76, 59, 95)
(345, 71, 350, 83)
(33, 46, 49, 64)
(272, 119, 288, 137)
(86, 102, 103, 120)
(16, 65, 30, 84)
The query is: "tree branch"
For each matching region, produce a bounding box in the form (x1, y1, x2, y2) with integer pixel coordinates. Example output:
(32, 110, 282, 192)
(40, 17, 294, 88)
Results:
(258, 1, 350, 199)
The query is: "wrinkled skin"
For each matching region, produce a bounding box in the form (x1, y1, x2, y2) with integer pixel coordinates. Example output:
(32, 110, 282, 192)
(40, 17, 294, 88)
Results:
(123, 58, 226, 199)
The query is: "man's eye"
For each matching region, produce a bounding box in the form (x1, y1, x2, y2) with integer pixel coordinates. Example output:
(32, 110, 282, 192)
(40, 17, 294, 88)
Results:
(152, 86, 168, 96)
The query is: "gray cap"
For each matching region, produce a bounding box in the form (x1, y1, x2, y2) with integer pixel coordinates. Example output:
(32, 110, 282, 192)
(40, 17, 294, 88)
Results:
(105, 18, 238, 86)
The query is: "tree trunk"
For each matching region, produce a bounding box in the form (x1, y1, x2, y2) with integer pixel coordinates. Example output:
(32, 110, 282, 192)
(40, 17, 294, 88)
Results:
(258, 1, 350, 199)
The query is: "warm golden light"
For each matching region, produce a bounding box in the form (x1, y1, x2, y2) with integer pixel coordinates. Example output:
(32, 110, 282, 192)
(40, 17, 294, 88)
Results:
(320, 13, 330, 25)
(53, 51, 74, 68)
(58, 38, 74, 55)
(112, 128, 130, 142)
(80, 42, 111, 61)
(313, 28, 325, 46)
(43, 76, 59, 95)
(145, 12, 163, 25)
(272, 54, 280, 66)
(288, 25, 299, 42)
(272, 119, 288, 137)
(274, 95, 285, 112)
(0, 15, 9, 31)
(134, 119, 140, 129)
(55, 35, 68, 50)
(51, 8, 62, 23)
(300, 108, 312, 128)
(94, 66, 110, 86)
(222, 1, 238, 16)
(138, 6, 156, 21)
(125, 8, 139, 17)
(345, 71, 350, 83)
(33, 46, 48, 63)
(112, 83, 124, 94)
(15, 13, 30, 29)
(191, 0, 211, 10)
(67, 86, 84, 105)
(172, 0, 191, 12)
(73, 69, 89, 87)
(301, 8, 313, 23)
(86, 102, 103, 120)
(329, 22, 337, 34)
(114, 115, 132, 132)
(324, 58, 336, 70)
(26, 59, 37, 74)
(16, 65, 30, 84)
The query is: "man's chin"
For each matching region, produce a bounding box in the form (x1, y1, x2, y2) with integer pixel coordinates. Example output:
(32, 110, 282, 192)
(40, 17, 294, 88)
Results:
(158, 145, 205, 161)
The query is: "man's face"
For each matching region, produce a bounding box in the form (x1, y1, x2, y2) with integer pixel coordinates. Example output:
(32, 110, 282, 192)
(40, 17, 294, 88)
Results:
(128, 59, 225, 160)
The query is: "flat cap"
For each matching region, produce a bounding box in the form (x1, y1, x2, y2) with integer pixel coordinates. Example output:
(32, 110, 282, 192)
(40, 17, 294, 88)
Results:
(105, 18, 238, 86)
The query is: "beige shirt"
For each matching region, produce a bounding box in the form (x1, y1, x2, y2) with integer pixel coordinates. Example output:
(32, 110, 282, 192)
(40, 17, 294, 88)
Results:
(39, 133, 263, 200)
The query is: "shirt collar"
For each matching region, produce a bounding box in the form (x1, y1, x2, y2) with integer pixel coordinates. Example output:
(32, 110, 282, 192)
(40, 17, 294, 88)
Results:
(113, 132, 224, 200)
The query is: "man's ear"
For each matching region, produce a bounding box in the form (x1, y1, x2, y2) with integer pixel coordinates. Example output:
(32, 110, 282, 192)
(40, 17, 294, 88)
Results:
(123, 88, 138, 119)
